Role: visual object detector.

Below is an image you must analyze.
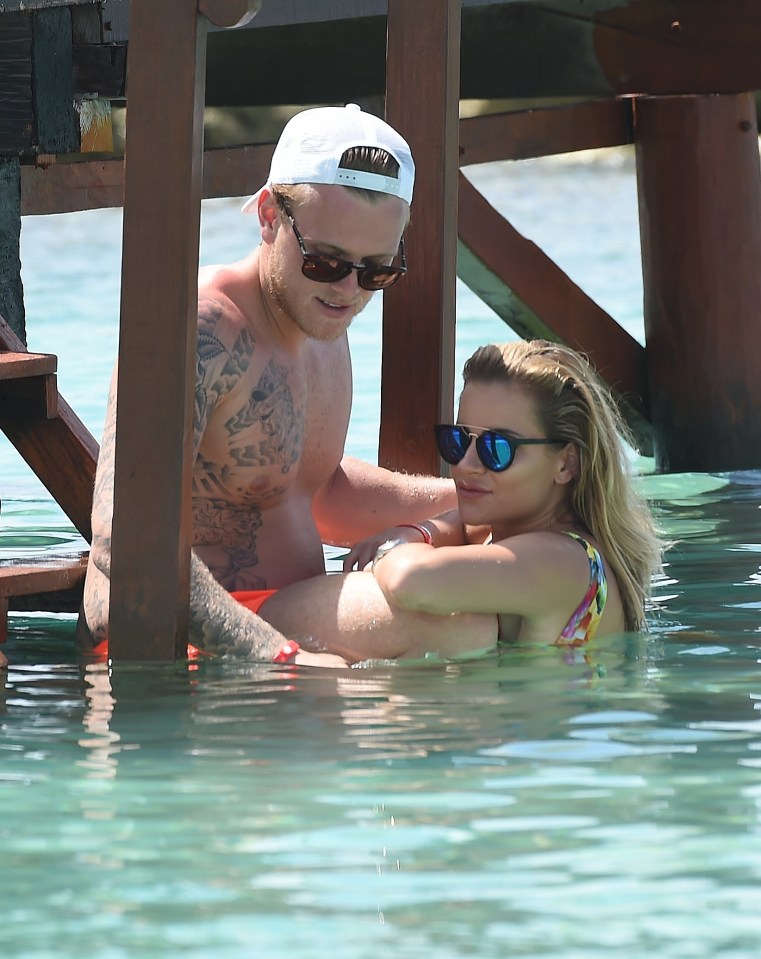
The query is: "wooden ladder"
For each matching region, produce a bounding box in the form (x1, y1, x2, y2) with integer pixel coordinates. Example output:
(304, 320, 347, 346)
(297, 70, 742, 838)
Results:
(0, 314, 98, 645)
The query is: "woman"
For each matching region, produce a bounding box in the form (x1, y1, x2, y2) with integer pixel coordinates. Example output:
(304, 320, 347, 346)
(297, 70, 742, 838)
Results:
(255, 339, 663, 664)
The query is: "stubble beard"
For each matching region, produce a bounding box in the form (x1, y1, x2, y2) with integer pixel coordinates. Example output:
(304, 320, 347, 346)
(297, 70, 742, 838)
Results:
(265, 264, 368, 343)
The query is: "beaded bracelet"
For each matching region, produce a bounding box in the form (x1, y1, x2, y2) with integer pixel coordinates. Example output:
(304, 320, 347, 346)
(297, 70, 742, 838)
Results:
(397, 523, 433, 545)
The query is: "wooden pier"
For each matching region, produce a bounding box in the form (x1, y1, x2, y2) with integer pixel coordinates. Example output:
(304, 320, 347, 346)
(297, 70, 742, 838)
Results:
(2, 0, 761, 658)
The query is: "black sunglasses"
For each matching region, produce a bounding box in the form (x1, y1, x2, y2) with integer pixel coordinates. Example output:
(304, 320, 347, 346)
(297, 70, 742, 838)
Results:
(277, 197, 407, 291)
(435, 424, 565, 473)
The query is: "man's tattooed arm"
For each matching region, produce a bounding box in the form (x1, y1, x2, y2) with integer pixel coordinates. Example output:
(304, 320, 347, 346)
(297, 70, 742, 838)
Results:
(188, 552, 288, 659)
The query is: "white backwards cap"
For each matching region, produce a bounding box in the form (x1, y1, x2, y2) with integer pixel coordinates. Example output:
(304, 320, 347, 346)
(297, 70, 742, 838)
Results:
(241, 103, 415, 213)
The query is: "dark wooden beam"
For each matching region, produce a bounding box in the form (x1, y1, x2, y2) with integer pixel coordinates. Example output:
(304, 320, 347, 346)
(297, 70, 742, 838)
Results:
(0, 159, 25, 340)
(31, 8, 79, 153)
(381, 0, 460, 474)
(109, 0, 208, 661)
(457, 171, 651, 452)
(459, 99, 633, 167)
(635, 92, 761, 472)
(20, 144, 274, 215)
(0, 14, 33, 155)
(0, 315, 98, 540)
(200, 1, 761, 109)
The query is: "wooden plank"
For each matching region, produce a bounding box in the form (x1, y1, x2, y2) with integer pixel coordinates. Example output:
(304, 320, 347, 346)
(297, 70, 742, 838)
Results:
(109, 0, 207, 661)
(0, 351, 56, 378)
(0, 2, 97, 11)
(459, 99, 633, 167)
(457, 171, 651, 451)
(0, 158, 25, 339)
(0, 554, 87, 642)
(381, 0, 460, 474)
(0, 13, 33, 154)
(0, 555, 88, 597)
(0, 369, 57, 419)
(20, 143, 275, 215)
(635, 92, 761, 472)
(0, 314, 98, 539)
(31, 8, 79, 154)
(201, 0, 761, 108)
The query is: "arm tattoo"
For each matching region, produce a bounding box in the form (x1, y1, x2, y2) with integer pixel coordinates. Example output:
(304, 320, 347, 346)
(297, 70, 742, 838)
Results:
(188, 552, 287, 659)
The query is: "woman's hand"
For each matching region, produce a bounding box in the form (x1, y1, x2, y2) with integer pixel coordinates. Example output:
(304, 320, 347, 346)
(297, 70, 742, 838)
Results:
(343, 525, 430, 572)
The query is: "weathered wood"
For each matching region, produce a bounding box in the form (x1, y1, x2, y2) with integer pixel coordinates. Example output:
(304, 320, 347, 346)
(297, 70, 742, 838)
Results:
(21, 155, 125, 214)
(0, 553, 88, 642)
(459, 99, 633, 167)
(635, 93, 761, 472)
(201, 0, 761, 108)
(0, 350, 56, 379)
(0, 351, 57, 418)
(380, 0, 460, 474)
(0, 2, 96, 11)
(457, 171, 651, 452)
(0, 13, 33, 154)
(19, 143, 274, 214)
(0, 314, 98, 540)
(0, 158, 25, 340)
(14, 1, 761, 107)
(109, 0, 207, 661)
(0, 555, 88, 596)
(72, 42, 127, 97)
(31, 8, 79, 153)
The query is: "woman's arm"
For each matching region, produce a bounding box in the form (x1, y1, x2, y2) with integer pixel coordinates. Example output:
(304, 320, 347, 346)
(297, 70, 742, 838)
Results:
(371, 533, 591, 622)
(342, 508, 490, 572)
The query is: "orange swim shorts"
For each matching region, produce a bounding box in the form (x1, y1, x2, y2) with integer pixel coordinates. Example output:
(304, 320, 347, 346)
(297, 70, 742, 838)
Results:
(230, 588, 278, 616)
(88, 589, 279, 661)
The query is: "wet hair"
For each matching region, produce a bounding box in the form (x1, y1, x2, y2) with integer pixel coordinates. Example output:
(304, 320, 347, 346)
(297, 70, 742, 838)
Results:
(274, 146, 406, 210)
(462, 339, 663, 631)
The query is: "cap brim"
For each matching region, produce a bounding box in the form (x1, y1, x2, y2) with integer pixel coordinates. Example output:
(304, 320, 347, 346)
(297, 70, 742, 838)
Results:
(241, 188, 264, 214)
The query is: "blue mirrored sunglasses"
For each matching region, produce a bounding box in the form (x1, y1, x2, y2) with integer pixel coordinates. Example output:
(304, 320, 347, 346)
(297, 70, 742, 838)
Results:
(435, 424, 565, 473)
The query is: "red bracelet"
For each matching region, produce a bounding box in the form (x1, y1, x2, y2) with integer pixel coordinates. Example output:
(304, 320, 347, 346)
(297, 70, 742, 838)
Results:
(272, 640, 301, 663)
(397, 523, 433, 545)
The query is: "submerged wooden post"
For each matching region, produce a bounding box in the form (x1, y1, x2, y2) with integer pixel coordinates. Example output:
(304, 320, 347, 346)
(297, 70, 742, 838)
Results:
(634, 93, 761, 472)
(381, 0, 461, 474)
(110, 1, 258, 660)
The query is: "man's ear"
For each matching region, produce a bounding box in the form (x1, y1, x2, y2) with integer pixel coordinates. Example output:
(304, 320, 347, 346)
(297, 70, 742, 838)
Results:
(554, 443, 579, 487)
(258, 189, 280, 241)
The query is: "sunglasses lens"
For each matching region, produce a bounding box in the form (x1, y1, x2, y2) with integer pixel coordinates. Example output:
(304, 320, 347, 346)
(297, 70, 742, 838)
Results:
(478, 431, 514, 472)
(301, 255, 351, 284)
(358, 268, 404, 292)
(435, 425, 469, 464)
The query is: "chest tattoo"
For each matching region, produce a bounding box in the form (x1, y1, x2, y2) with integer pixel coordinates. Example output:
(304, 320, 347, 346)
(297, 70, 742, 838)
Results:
(225, 358, 303, 474)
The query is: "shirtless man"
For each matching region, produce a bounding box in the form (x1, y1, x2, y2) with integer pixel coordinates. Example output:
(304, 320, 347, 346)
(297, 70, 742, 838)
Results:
(79, 104, 477, 662)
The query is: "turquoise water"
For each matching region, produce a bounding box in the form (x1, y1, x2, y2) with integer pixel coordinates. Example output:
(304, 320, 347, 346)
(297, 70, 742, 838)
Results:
(2, 151, 761, 957)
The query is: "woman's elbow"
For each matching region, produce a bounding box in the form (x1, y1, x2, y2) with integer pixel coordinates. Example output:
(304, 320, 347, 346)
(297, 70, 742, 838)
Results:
(379, 562, 441, 613)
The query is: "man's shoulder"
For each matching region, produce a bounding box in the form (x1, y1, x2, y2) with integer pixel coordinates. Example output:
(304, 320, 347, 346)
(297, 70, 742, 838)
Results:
(197, 259, 260, 336)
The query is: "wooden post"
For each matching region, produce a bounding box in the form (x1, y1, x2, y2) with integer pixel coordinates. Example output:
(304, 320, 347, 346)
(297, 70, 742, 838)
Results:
(109, 0, 207, 660)
(381, 0, 461, 475)
(110, 0, 257, 660)
(634, 93, 761, 472)
(0, 158, 24, 341)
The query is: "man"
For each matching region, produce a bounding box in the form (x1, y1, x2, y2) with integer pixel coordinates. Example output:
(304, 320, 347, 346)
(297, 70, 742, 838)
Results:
(79, 104, 459, 661)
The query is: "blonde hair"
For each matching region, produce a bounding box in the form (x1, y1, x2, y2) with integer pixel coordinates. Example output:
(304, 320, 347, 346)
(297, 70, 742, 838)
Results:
(463, 339, 663, 631)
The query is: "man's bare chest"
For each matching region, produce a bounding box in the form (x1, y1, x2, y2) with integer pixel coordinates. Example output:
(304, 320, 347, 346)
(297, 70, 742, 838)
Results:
(195, 345, 351, 506)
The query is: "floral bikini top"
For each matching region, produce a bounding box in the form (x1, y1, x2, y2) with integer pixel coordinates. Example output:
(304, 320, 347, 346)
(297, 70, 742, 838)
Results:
(556, 532, 608, 647)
